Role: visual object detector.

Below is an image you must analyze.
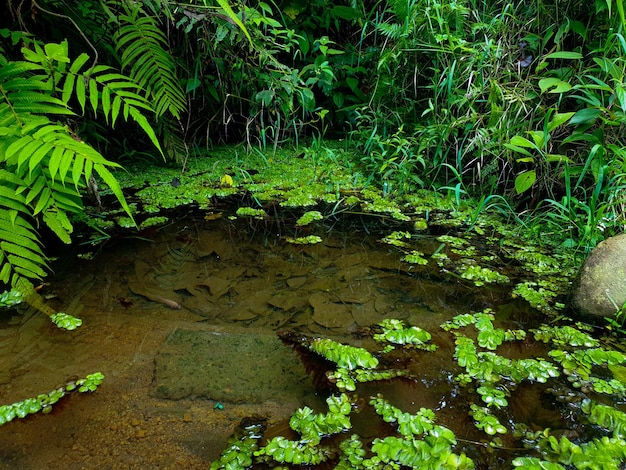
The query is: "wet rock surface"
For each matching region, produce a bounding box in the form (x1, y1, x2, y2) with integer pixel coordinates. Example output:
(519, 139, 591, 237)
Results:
(572, 233, 626, 318)
(153, 328, 312, 403)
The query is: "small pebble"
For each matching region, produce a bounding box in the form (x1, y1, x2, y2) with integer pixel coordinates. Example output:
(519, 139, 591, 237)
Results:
(183, 413, 192, 422)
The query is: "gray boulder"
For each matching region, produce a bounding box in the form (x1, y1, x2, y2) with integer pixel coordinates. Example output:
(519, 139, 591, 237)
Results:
(572, 233, 626, 318)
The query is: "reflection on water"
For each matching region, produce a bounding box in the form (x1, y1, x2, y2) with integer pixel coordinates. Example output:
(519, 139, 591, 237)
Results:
(0, 216, 513, 468)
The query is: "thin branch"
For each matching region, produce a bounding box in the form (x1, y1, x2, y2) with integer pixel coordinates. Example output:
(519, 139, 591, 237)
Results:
(31, 0, 99, 69)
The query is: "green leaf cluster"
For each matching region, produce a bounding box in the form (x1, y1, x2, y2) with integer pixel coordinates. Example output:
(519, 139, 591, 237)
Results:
(0, 372, 104, 426)
(113, 2, 187, 120)
(373, 318, 435, 350)
(50, 312, 83, 331)
(308, 337, 379, 370)
(296, 210, 323, 226)
(469, 404, 507, 435)
(0, 289, 22, 307)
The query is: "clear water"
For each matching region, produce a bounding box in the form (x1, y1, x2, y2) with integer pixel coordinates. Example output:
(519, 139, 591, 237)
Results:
(0, 215, 540, 468)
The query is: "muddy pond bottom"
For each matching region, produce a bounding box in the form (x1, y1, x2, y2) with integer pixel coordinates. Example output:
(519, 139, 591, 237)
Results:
(0, 216, 516, 469)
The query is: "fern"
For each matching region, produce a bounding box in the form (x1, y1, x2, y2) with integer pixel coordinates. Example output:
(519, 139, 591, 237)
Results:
(0, 38, 162, 286)
(0, 173, 48, 284)
(113, 2, 187, 120)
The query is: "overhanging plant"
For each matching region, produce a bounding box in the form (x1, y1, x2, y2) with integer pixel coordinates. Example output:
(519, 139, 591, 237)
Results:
(0, 33, 162, 288)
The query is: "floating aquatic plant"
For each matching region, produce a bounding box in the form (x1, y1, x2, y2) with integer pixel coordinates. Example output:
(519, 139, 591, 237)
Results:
(116, 216, 136, 229)
(327, 367, 407, 392)
(373, 318, 435, 350)
(50, 312, 83, 331)
(0, 373, 104, 425)
(402, 250, 429, 265)
(512, 281, 561, 313)
(139, 216, 168, 230)
(235, 207, 267, 219)
(379, 230, 411, 247)
(209, 421, 263, 470)
(469, 404, 507, 435)
(285, 235, 323, 244)
(0, 289, 23, 308)
(308, 338, 378, 370)
(457, 263, 509, 286)
(296, 210, 323, 226)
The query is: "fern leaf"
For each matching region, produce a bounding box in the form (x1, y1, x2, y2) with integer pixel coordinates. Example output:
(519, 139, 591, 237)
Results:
(43, 209, 72, 244)
(0, 185, 48, 284)
(128, 106, 162, 154)
(89, 77, 99, 114)
(114, 6, 186, 119)
(93, 163, 135, 223)
(9, 252, 48, 280)
(32, 187, 51, 214)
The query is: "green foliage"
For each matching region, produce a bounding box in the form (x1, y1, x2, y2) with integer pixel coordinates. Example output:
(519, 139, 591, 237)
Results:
(327, 367, 407, 392)
(0, 373, 104, 425)
(373, 319, 436, 351)
(368, 435, 474, 469)
(209, 421, 263, 470)
(0, 288, 23, 307)
(235, 207, 267, 219)
(112, 1, 187, 120)
(308, 337, 378, 370)
(403, 250, 428, 265)
(457, 263, 510, 287)
(0, 35, 160, 285)
(289, 394, 352, 445)
(285, 235, 323, 244)
(296, 210, 323, 226)
(469, 404, 507, 435)
(379, 230, 411, 247)
(50, 312, 83, 331)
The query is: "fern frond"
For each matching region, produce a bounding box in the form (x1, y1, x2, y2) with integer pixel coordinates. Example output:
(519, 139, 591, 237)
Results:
(61, 53, 163, 155)
(114, 5, 187, 120)
(0, 181, 47, 285)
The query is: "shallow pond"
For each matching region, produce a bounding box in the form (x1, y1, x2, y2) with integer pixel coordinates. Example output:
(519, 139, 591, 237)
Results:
(0, 213, 617, 469)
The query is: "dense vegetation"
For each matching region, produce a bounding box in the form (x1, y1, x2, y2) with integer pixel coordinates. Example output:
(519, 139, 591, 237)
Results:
(1, 0, 625, 288)
(2, 0, 626, 467)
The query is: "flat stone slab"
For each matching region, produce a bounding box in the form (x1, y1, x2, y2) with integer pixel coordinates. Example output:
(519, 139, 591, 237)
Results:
(153, 328, 312, 404)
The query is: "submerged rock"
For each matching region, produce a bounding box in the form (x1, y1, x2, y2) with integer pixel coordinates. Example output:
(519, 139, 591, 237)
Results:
(572, 234, 626, 318)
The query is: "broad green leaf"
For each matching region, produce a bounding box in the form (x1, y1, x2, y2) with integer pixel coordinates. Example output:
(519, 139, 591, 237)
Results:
(44, 42, 69, 63)
(569, 108, 602, 126)
(75, 74, 86, 112)
(515, 170, 536, 194)
(547, 112, 575, 132)
(61, 73, 75, 104)
(539, 78, 572, 94)
(528, 131, 546, 149)
(510, 135, 538, 149)
(503, 144, 534, 159)
(544, 51, 583, 60)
